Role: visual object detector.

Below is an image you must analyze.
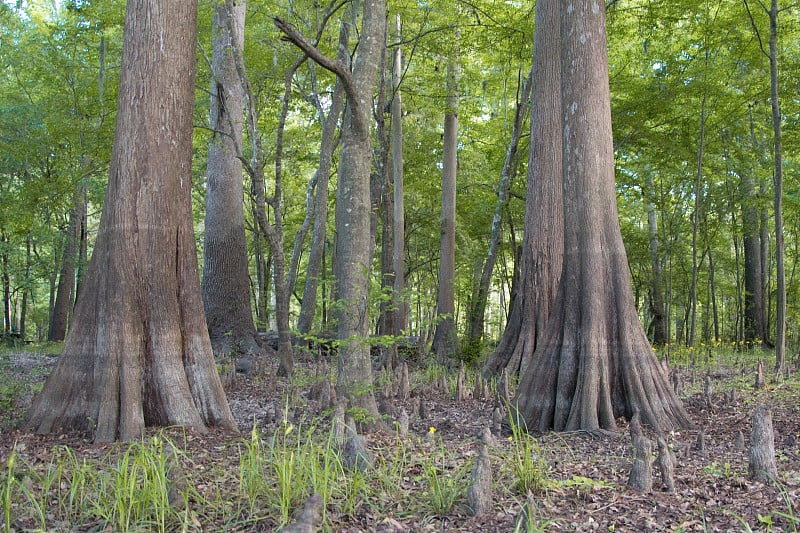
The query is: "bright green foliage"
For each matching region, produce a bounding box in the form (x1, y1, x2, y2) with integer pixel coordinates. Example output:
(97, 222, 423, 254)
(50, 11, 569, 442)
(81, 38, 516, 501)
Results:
(1, 0, 800, 353)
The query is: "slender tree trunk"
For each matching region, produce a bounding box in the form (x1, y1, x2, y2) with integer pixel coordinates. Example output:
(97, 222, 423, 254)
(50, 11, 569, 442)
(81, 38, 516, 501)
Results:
(645, 171, 668, 346)
(513, 0, 692, 432)
(202, 0, 263, 359)
(466, 68, 532, 350)
(376, 25, 398, 369)
(1, 232, 9, 333)
(296, 18, 349, 336)
(768, 0, 786, 373)
(431, 57, 460, 361)
(483, 0, 562, 378)
(48, 184, 86, 341)
(276, 0, 387, 420)
(743, 106, 766, 345)
(224, 0, 296, 375)
(20, 236, 31, 337)
(391, 13, 408, 335)
(689, 95, 706, 348)
(26, 0, 235, 441)
(252, 222, 269, 331)
(707, 244, 719, 342)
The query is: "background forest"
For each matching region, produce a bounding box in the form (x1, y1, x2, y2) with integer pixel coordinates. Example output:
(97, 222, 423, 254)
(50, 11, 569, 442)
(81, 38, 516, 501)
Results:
(0, 0, 798, 364)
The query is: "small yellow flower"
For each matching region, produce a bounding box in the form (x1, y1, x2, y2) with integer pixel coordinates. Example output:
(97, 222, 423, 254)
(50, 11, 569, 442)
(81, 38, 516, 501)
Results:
(508, 436, 514, 442)
(428, 426, 436, 434)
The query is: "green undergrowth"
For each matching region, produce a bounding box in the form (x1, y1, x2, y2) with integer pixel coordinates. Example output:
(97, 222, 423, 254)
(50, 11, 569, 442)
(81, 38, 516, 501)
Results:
(0, 418, 551, 532)
(3, 349, 800, 531)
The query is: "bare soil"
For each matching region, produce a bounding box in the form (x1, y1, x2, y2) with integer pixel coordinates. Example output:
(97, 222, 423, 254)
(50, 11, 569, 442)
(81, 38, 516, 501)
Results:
(1, 349, 799, 532)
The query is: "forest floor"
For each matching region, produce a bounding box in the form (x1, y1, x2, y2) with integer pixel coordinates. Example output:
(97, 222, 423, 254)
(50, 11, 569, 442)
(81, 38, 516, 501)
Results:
(1, 346, 800, 532)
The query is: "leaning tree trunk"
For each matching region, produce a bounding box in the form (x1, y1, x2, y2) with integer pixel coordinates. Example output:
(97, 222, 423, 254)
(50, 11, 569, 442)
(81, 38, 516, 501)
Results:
(202, 0, 263, 359)
(25, 0, 236, 442)
(513, 0, 692, 433)
(483, 0, 562, 378)
(48, 183, 86, 341)
(296, 14, 349, 336)
(465, 68, 532, 350)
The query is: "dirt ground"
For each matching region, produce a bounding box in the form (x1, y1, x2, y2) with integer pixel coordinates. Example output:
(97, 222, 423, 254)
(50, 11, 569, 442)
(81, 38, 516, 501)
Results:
(1, 349, 799, 532)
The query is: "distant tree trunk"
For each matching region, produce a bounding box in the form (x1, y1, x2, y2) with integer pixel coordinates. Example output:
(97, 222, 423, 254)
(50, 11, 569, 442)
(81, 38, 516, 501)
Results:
(768, 0, 786, 373)
(1, 232, 9, 332)
(431, 57, 460, 361)
(25, 0, 236, 441)
(296, 17, 349, 336)
(202, 0, 263, 359)
(252, 224, 269, 331)
(742, 170, 765, 345)
(465, 68, 532, 351)
(376, 25, 397, 369)
(707, 244, 720, 342)
(391, 13, 408, 335)
(483, 0, 562, 378)
(48, 183, 86, 341)
(689, 95, 707, 348)
(225, 0, 299, 376)
(513, 0, 692, 432)
(20, 236, 31, 337)
(741, 105, 766, 346)
(276, 0, 387, 421)
(644, 172, 668, 346)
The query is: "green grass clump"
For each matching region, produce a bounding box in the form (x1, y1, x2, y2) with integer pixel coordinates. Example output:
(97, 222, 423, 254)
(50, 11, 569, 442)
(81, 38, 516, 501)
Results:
(505, 407, 548, 495)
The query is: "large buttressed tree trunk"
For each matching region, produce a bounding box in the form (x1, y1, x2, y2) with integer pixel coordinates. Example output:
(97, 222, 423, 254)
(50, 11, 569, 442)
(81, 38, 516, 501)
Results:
(26, 0, 236, 442)
(202, 0, 263, 358)
(513, 0, 692, 433)
(483, 0, 562, 378)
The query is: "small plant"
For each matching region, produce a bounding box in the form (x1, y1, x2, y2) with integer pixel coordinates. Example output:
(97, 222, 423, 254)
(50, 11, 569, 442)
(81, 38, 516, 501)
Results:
(238, 423, 268, 516)
(513, 497, 556, 532)
(2, 448, 15, 533)
(88, 434, 185, 532)
(506, 407, 548, 494)
(267, 420, 306, 526)
(703, 461, 734, 479)
(421, 441, 469, 515)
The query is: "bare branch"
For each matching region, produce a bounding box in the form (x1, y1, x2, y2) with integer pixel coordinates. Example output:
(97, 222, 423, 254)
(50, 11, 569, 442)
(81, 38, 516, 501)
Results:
(273, 16, 357, 102)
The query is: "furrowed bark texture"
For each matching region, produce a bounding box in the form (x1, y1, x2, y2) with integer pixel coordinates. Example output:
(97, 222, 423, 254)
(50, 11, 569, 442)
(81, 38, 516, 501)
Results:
(483, 0, 562, 378)
(202, 0, 263, 358)
(513, 0, 692, 433)
(26, 0, 236, 442)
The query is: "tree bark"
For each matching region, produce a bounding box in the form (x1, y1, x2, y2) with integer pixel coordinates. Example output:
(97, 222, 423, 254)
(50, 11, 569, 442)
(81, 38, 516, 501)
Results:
(689, 94, 707, 348)
(768, 0, 786, 373)
(25, 0, 236, 441)
(483, 0, 562, 378)
(202, 0, 263, 359)
(48, 183, 86, 341)
(275, 0, 386, 420)
(431, 57, 460, 362)
(391, 13, 408, 335)
(512, 0, 692, 433)
(645, 171, 668, 346)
